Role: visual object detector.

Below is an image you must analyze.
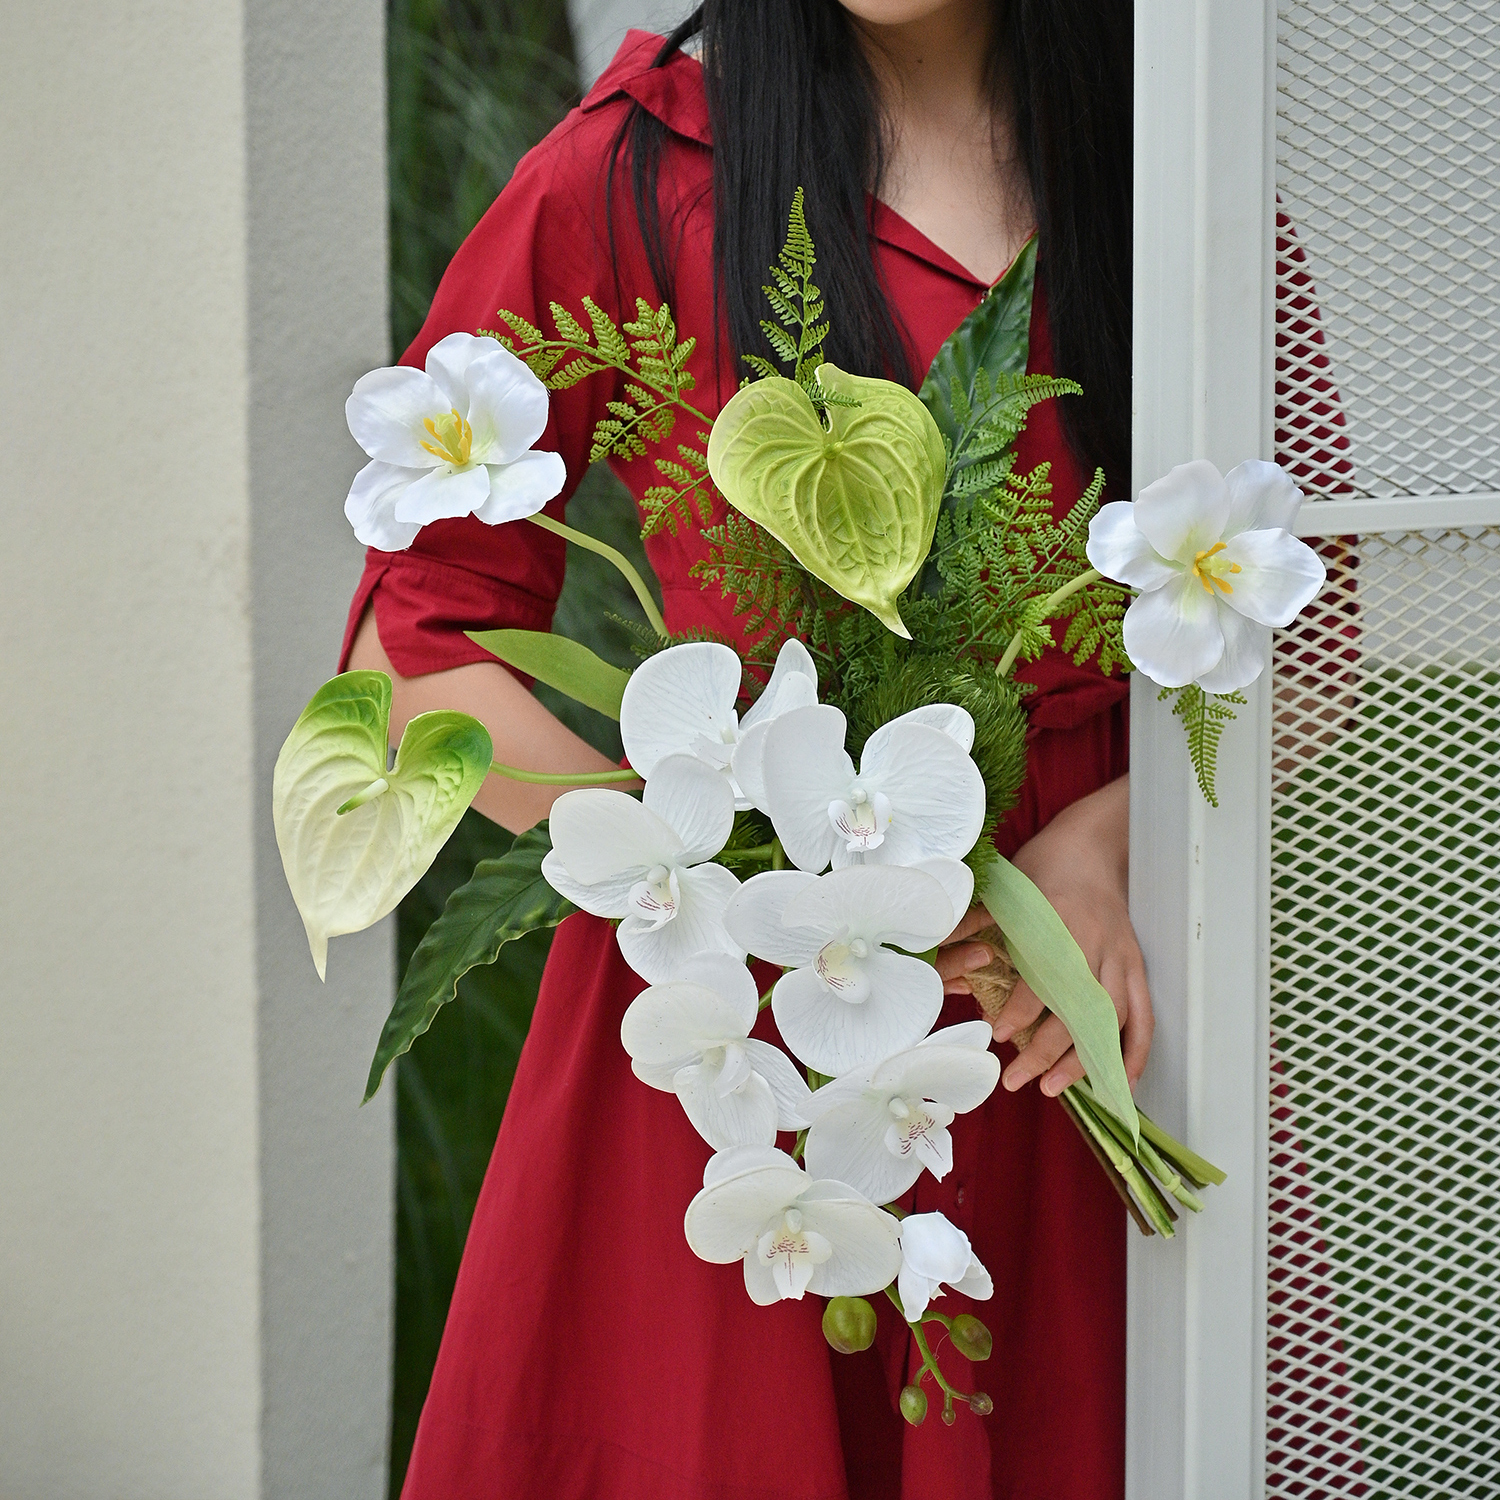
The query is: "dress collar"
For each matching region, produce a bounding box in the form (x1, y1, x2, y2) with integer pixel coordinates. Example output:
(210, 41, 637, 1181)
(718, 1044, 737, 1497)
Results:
(580, 32, 996, 291)
(579, 31, 712, 148)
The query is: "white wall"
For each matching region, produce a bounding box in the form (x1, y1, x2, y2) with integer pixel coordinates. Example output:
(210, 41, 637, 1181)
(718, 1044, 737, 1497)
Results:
(0, 2, 393, 1495)
(568, 0, 688, 86)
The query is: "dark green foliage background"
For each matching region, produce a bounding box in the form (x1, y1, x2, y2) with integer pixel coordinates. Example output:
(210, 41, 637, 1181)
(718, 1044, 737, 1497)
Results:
(386, 2, 657, 1488)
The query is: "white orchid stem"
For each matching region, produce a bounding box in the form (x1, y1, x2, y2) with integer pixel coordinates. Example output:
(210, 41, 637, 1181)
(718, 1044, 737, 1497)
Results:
(527, 513, 668, 639)
(717, 841, 781, 867)
(489, 761, 640, 784)
(995, 568, 1104, 679)
(884, 1285, 966, 1414)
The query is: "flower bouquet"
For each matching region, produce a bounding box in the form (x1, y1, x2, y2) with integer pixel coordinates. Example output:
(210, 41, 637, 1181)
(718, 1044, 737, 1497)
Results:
(274, 195, 1326, 1424)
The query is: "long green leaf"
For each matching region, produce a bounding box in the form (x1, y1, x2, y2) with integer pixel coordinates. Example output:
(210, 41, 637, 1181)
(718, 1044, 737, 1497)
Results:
(364, 823, 574, 1101)
(467, 628, 630, 719)
(919, 236, 1037, 452)
(978, 855, 1139, 1144)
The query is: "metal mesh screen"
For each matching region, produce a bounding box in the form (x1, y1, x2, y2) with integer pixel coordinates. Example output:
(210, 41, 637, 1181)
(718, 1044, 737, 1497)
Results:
(1265, 527, 1500, 1497)
(1275, 1, 1500, 500)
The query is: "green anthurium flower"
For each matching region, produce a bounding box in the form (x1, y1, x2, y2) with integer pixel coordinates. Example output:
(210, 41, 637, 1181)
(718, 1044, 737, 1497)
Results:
(706, 365, 946, 638)
(272, 671, 493, 979)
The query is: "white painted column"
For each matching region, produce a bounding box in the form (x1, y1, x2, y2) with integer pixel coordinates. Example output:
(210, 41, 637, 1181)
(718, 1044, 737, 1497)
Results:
(1127, 1, 1277, 1496)
(0, 3, 393, 1496)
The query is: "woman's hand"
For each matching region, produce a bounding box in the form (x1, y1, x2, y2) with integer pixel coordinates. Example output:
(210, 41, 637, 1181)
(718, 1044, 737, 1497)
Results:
(934, 774, 1154, 1098)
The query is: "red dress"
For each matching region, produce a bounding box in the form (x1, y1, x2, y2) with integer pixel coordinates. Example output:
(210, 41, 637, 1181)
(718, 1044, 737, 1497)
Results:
(342, 33, 1129, 1500)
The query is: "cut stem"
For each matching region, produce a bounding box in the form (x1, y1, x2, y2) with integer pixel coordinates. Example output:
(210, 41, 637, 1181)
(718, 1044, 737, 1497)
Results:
(995, 568, 1102, 679)
(528, 513, 668, 638)
(490, 762, 640, 785)
(1061, 1088, 1177, 1237)
(1072, 1079, 1226, 1189)
(1057, 1089, 1155, 1236)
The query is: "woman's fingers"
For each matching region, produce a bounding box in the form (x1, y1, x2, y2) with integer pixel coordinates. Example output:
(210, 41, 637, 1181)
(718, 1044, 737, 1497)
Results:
(936, 940, 995, 991)
(1040, 1048, 1085, 1098)
(987, 977, 1045, 1044)
(1001, 1011, 1074, 1091)
(1121, 959, 1155, 1086)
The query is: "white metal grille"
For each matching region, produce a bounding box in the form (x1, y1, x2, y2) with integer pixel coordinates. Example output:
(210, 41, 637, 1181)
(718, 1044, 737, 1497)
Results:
(1275, 2, 1500, 499)
(1265, 527, 1500, 1497)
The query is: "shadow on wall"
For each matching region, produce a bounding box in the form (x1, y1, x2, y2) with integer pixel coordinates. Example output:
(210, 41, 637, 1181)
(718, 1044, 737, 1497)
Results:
(385, 0, 662, 1489)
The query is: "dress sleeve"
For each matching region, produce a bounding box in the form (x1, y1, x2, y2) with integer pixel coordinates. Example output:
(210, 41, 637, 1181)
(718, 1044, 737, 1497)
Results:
(338, 120, 628, 675)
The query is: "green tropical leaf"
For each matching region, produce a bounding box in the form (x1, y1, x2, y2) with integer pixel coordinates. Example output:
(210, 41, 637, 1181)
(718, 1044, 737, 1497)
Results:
(467, 628, 631, 719)
(920, 236, 1037, 453)
(272, 672, 493, 980)
(978, 855, 1139, 1143)
(706, 365, 946, 637)
(364, 824, 574, 1101)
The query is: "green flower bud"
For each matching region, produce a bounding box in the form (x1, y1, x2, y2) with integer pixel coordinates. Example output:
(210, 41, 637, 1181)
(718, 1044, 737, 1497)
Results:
(822, 1296, 878, 1355)
(899, 1384, 928, 1426)
(941, 1396, 957, 1426)
(968, 1391, 995, 1417)
(949, 1313, 993, 1362)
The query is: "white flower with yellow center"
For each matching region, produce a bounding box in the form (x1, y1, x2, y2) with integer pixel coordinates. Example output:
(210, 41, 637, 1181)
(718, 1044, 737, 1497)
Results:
(343, 331, 567, 551)
(723, 859, 973, 1076)
(683, 1145, 903, 1305)
(619, 952, 813, 1151)
(541, 754, 744, 983)
(1086, 459, 1327, 692)
(803, 1022, 1001, 1204)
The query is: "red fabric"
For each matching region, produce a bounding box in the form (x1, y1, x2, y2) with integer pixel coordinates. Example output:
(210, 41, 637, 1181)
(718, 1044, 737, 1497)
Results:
(368, 32, 1130, 1500)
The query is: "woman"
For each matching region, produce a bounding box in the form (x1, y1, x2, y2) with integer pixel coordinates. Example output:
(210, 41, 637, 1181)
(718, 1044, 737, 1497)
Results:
(345, 3, 1150, 1495)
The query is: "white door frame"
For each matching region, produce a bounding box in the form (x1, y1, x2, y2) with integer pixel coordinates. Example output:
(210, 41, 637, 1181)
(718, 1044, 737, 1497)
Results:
(1127, 5, 1500, 1495)
(1127, 0, 1277, 1494)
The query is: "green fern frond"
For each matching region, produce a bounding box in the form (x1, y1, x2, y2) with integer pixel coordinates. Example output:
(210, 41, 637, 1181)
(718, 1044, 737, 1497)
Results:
(743, 186, 847, 413)
(1158, 685, 1246, 806)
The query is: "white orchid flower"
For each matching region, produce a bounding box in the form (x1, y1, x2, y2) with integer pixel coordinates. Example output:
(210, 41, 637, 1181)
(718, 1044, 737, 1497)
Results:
(541, 754, 744, 983)
(897, 1211, 994, 1322)
(803, 1022, 1001, 1204)
(619, 951, 814, 1150)
(619, 638, 818, 806)
(723, 859, 973, 1076)
(344, 331, 567, 551)
(1086, 459, 1327, 692)
(683, 1145, 903, 1305)
(729, 638, 820, 809)
(758, 704, 986, 874)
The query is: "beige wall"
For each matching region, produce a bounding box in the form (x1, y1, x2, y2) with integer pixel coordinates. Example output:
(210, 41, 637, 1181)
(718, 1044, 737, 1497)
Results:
(0, 2, 392, 1495)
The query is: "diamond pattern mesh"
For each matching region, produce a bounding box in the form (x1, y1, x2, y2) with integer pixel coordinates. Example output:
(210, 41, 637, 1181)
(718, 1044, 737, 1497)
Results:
(1275, 2, 1500, 499)
(1265, 527, 1500, 1497)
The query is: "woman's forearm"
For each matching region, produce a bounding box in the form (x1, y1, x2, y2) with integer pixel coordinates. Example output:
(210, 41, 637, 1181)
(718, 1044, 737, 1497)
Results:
(345, 608, 637, 833)
(1013, 773, 1130, 895)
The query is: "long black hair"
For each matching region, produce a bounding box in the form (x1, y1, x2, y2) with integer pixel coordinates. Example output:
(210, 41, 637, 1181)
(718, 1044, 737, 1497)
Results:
(608, 1, 1132, 482)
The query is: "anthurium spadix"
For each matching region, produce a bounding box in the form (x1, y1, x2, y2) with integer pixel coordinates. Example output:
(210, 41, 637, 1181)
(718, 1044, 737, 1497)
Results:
(803, 1022, 1001, 1204)
(759, 704, 986, 874)
(723, 860, 973, 1076)
(619, 637, 818, 804)
(344, 331, 566, 551)
(706, 365, 947, 638)
(541, 753, 744, 983)
(897, 1211, 994, 1322)
(273, 672, 493, 980)
(619, 952, 813, 1150)
(684, 1145, 903, 1305)
(1086, 459, 1327, 692)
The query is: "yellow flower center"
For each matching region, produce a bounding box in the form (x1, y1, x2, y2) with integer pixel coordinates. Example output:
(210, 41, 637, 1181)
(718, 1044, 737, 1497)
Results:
(1191, 541, 1242, 596)
(420, 408, 473, 467)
